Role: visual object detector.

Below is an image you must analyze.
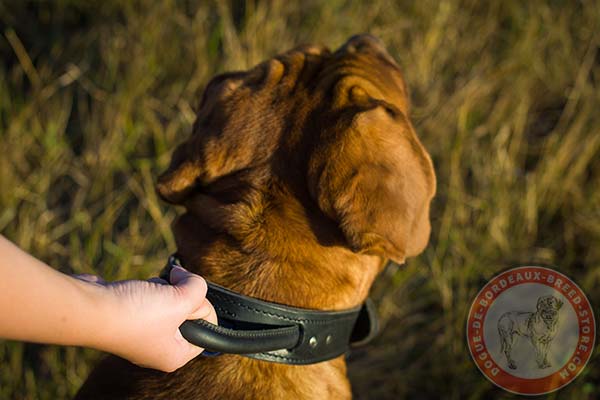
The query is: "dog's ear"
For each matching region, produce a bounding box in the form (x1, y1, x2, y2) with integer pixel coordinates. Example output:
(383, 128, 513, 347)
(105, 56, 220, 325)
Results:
(556, 298, 563, 310)
(307, 100, 436, 264)
(156, 73, 276, 205)
(156, 122, 272, 205)
(155, 139, 203, 204)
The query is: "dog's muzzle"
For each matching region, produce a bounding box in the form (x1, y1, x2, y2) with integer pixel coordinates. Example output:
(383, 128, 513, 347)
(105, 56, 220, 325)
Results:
(160, 255, 379, 365)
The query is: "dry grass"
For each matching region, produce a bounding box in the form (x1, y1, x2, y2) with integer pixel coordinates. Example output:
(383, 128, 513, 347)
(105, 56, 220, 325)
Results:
(1, 1, 599, 399)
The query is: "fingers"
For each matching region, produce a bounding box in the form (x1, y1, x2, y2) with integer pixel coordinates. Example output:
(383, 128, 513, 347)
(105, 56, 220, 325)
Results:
(169, 267, 218, 360)
(188, 298, 218, 323)
(203, 301, 218, 325)
(178, 302, 219, 362)
(170, 266, 208, 313)
(175, 329, 204, 367)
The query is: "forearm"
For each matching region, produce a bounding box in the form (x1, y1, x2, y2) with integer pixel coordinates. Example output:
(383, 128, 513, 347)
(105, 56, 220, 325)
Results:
(0, 235, 110, 348)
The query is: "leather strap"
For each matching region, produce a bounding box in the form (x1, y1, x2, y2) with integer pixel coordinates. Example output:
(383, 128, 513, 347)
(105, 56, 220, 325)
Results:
(160, 255, 378, 365)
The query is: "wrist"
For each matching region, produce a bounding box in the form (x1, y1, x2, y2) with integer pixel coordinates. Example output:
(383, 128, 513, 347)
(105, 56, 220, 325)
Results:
(69, 277, 121, 352)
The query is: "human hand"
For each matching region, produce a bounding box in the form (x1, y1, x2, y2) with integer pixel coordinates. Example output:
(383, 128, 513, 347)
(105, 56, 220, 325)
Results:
(75, 266, 217, 372)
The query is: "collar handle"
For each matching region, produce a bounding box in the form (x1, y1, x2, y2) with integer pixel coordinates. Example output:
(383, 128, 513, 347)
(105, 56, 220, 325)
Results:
(179, 318, 300, 354)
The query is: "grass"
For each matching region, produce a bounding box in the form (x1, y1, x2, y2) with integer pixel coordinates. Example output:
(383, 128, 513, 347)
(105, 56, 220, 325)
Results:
(1, 1, 599, 399)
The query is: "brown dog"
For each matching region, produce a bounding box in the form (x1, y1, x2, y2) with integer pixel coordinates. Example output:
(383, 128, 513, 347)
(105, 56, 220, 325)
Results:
(75, 34, 436, 400)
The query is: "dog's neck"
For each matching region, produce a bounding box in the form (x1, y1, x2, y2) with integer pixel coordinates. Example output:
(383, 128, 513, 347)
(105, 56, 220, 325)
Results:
(172, 180, 384, 311)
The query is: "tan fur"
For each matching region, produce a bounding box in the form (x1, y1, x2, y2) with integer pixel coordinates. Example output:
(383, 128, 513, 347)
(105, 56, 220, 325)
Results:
(75, 34, 436, 400)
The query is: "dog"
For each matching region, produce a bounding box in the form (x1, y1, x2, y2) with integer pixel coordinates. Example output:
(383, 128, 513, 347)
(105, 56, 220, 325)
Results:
(498, 295, 563, 370)
(75, 34, 436, 400)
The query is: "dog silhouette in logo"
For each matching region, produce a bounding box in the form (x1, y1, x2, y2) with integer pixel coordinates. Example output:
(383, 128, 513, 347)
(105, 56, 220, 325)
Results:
(497, 295, 563, 369)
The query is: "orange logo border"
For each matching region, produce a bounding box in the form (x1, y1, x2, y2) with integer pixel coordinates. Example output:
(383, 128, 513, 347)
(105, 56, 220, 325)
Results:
(466, 266, 596, 395)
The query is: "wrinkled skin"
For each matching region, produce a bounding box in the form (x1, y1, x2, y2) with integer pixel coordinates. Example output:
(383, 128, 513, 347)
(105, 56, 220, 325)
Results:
(75, 34, 436, 400)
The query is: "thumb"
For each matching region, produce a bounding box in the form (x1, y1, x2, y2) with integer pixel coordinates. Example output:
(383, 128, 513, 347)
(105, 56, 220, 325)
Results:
(171, 267, 218, 324)
(170, 266, 208, 313)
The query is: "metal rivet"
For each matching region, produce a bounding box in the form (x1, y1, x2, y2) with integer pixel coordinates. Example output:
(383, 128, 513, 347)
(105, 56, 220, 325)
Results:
(325, 335, 332, 345)
(309, 336, 318, 348)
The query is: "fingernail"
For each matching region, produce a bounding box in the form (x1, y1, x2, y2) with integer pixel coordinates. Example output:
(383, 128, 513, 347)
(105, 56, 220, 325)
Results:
(170, 265, 189, 283)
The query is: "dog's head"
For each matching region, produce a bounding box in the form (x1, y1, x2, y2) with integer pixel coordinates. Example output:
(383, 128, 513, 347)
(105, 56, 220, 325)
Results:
(157, 34, 435, 269)
(537, 295, 563, 320)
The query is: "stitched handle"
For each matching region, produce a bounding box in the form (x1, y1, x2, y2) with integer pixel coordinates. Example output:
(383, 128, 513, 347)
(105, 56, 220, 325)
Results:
(180, 319, 300, 354)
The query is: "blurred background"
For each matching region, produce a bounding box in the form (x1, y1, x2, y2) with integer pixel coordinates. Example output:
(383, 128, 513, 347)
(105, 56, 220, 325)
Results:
(1, 1, 599, 399)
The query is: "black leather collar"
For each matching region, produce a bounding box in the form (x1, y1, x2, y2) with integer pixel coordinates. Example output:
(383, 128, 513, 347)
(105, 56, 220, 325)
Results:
(160, 255, 378, 365)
